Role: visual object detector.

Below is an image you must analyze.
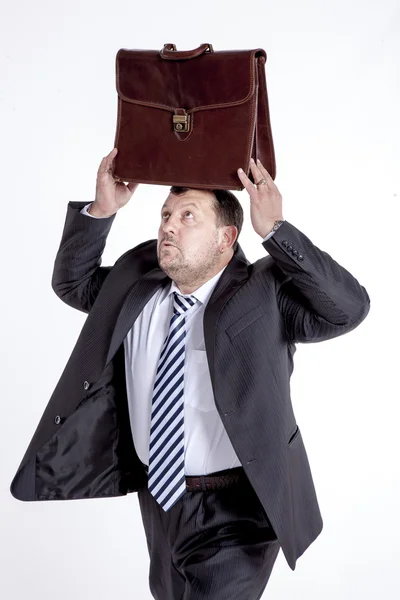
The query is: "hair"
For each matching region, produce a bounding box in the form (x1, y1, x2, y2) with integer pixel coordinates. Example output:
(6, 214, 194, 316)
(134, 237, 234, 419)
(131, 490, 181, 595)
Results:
(169, 187, 243, 252)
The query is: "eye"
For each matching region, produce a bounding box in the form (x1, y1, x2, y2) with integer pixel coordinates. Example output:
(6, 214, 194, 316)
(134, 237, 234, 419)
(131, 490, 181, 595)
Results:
(161, 211, 194, 219)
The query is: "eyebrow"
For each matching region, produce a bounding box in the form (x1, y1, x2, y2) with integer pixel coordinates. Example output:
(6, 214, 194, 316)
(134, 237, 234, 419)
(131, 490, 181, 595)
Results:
(161, 202, 201, 213)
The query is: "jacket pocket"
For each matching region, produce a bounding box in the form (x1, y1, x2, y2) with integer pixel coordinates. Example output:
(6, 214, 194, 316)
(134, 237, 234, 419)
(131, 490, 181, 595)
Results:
(225, 304, 266, 339)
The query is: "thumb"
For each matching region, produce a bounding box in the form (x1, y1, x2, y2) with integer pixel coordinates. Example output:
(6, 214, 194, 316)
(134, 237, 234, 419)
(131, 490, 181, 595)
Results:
(127, 181, 139, 193)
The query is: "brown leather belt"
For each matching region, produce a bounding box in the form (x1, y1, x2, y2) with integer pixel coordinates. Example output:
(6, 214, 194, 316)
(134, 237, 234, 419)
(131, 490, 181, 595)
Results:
(141, 463, 247, 492)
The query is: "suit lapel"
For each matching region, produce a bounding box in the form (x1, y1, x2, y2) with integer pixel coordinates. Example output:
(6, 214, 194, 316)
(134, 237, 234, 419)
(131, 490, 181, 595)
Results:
(105, 268, 170, 367)
(203, 248, 250, 382)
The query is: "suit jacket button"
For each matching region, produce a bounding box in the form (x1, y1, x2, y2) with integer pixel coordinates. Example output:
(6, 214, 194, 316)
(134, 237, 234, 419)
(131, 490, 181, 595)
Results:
(83, 380, 90, 390)
(287, 245, 293, 252)
(298, 254, 304, 260)
(282, 240, 288, 247)
(54, 415, 61, 425)
(293, 249, 299, 255)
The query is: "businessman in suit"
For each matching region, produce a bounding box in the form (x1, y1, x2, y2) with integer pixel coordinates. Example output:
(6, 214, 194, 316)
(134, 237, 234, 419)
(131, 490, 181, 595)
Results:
(10, 147, 370, 599)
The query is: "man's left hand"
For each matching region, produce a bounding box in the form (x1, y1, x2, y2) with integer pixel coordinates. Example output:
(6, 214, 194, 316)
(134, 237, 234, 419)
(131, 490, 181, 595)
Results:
(237, 158, 284, 238)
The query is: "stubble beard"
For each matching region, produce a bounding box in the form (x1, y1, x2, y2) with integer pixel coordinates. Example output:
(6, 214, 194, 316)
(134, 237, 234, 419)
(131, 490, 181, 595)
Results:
(159, 243, 221, 287)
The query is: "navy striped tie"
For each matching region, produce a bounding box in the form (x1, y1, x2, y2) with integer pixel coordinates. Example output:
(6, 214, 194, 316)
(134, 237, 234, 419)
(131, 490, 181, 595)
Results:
(148, 291, 198, 511)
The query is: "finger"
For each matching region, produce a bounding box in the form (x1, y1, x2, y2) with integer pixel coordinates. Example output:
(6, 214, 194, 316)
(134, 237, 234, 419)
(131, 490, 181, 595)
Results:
(237, 168, 257, 194)
(98, 158, 109, 177)
(256, 159, 273, 182)
(127, 181, 139, 192)
(249, 158, 264, 184)
(98, 149, 118, 176)
(107, 147, 118, 163)
(106, 148, 118, 171)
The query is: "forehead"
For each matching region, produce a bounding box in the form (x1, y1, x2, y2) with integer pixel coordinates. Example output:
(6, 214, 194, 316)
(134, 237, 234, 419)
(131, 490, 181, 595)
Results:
(161, 190, 215, 212)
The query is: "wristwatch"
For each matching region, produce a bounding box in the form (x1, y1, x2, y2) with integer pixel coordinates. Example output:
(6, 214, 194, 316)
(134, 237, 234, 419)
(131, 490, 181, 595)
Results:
(271, 219, 285, 232)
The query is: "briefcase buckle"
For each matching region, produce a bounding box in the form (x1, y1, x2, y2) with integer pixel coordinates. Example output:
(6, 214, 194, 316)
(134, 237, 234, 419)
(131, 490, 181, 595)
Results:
(173, 113, 190, 132)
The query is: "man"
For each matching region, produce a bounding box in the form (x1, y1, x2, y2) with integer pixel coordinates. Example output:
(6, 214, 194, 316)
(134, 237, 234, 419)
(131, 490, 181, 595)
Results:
(10, 147, 370, 599)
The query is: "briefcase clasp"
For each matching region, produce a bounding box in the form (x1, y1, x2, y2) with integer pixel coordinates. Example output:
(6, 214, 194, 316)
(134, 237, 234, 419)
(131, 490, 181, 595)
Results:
(173, 113, 190, 132)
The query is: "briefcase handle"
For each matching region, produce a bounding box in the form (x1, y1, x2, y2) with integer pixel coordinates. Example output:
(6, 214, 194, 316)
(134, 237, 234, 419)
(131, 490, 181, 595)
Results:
(160, 43, 214, 60)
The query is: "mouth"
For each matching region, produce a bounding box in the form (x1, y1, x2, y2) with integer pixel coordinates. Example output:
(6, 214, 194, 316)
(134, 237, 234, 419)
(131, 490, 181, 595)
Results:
(161, 242, 176, 247)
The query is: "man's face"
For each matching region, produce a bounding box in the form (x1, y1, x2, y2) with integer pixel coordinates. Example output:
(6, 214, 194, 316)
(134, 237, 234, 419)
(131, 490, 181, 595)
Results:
(157, 190, 226, 282)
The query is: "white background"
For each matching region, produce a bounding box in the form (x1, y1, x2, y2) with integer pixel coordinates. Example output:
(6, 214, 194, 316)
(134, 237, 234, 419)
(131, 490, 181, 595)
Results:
(1, 0, 399, 598)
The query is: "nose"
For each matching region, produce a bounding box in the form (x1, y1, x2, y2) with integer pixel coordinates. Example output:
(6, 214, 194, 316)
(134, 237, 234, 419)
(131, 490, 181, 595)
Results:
(161, 215, 179, 237)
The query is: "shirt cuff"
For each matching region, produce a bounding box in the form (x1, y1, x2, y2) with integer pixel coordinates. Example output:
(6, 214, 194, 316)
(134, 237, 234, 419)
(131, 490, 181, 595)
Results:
(262, 229, 277, 242)
(80, 202, 105, 219)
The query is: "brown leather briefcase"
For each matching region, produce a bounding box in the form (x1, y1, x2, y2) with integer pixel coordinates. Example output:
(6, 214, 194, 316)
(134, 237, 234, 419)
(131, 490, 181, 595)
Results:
(111, 43, 276, 190)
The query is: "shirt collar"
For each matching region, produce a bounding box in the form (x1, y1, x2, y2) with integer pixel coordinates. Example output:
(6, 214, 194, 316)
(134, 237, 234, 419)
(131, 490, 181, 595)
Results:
(160, 264, 228, 307)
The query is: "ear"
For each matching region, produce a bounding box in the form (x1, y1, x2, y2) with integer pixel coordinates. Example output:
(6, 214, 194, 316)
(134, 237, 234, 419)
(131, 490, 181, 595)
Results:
(224, 225, 238, 251)
(221, 225, 238, 250)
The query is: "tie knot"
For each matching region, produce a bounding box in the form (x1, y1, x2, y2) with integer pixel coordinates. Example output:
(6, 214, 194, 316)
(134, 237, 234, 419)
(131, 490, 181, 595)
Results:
(173, 291, 198, 315)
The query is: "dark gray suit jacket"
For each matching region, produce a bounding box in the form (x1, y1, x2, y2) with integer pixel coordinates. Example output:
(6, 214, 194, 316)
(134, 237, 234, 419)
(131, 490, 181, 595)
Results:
(10, 201, 370, 570)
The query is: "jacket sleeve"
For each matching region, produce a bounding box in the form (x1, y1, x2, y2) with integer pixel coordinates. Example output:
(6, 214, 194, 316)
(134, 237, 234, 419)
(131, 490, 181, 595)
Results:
(51, 201, 117, 313)
(262, 220, 370, 343)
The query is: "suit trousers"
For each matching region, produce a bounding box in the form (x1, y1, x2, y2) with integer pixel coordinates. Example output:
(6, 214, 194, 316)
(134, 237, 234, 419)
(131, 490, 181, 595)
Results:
(137, 463, 280, 600)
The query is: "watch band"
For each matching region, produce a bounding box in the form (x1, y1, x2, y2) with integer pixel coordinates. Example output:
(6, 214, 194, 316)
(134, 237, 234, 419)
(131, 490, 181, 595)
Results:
(272, 219, 285, 232)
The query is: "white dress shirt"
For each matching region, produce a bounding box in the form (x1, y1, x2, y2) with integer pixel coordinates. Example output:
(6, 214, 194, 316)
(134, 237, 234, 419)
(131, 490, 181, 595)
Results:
(80, 202, 277, 475)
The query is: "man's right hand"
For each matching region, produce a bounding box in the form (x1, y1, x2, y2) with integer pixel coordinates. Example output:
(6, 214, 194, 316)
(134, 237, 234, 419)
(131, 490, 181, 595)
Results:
(89, 148, 139, 217)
